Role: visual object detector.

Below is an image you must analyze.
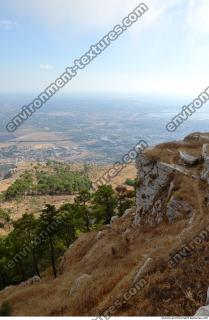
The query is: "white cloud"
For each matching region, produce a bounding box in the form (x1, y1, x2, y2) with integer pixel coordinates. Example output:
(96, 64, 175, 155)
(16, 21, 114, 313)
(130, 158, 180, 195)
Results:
(5, 0, 177, 32)
(0, 19, 17, 29)
(39, 64, 54, 70)
(9, 0, 138, 31)
(187, 0, 209, 35)
(4, 0, 209, 36)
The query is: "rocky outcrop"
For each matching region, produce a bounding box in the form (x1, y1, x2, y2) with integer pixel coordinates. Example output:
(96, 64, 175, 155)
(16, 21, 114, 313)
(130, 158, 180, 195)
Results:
(134, 154, 174, 226)
(134, 152, 196, 226)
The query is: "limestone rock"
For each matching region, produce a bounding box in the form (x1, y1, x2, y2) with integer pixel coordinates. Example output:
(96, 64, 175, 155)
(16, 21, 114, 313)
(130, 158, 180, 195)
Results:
(19, 275, 41, 287)
(167, 181, 175, 199)
(95, 231, 104, 241)
(123, 208, 135, 217)
(206, 287, 209, 304)
(110, 215, 119, 224)
(195, 306, 209, 316)
(179, 151, 202, 166)
(202, 144, 209, 161)
(1, 285, 15, 292)
(133, 258, 153, 284)
(201, 144, 209, 184)
(184, 132, 201, 141)
(166, 198, 193, 223)
(195, 287, 209, 316)
(134, 154, 174, 226)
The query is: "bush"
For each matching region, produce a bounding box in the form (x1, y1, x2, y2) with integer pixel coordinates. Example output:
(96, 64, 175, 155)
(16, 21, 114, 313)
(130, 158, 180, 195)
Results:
(0, 302, 12, 316)
(125, 179, 136, 187)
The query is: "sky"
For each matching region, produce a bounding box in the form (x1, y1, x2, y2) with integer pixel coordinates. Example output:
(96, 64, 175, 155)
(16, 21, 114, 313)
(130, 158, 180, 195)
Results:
(1, 0, 209, 96)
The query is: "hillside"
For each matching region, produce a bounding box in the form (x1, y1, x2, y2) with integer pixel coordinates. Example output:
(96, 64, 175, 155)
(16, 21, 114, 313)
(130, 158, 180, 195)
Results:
(0, 162, 136, 236)
(0, 132, 209, 316)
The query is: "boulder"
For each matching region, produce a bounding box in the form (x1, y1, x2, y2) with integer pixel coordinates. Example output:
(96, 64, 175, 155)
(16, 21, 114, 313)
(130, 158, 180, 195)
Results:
(195, 306, 209, 316)
(179, 151, 202, 166)
(95, 231, 104, 241)
(133, 258, 153, 284)
(195, 287, 209, 316)
(30, 275, 41, 284)
(123, 208, 135, 217)
(110, 215, 119, 224)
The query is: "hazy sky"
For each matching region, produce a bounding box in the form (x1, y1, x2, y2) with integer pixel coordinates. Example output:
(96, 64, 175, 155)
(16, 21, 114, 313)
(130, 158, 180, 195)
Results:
(1, 0, 209, 96)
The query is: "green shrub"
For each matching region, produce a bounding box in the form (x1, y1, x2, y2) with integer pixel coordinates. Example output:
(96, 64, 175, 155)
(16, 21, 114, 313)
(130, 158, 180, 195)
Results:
(0, 302, 12, 316)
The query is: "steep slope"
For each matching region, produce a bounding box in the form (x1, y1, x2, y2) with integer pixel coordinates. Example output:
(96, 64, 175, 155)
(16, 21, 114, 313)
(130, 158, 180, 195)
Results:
(0, 132, 209, 316)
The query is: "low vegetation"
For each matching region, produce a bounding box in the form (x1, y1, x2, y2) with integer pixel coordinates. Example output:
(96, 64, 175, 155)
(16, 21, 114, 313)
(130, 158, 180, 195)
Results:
(3, 163, 91, 200)
(0, 302, 12, 316)
(0, 184, 135, 290)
